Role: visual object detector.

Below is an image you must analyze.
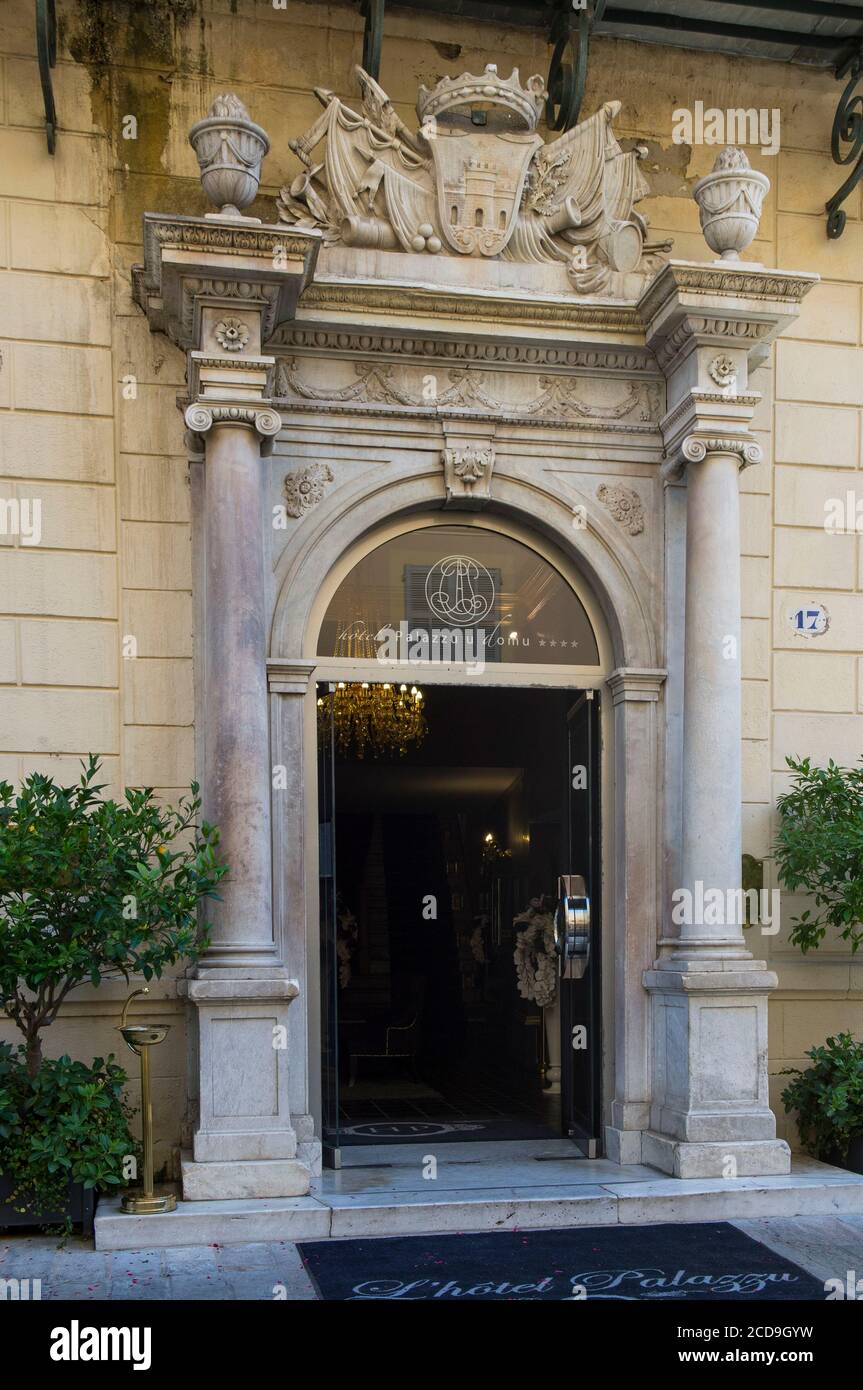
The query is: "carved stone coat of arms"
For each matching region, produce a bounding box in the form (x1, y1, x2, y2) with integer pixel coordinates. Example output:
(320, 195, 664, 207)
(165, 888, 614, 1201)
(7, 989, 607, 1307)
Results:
(277, 63, 664, 296)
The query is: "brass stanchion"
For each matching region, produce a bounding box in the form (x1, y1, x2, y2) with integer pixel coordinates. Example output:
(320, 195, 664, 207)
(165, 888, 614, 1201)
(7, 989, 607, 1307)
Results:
(118, 987, 177, 1214)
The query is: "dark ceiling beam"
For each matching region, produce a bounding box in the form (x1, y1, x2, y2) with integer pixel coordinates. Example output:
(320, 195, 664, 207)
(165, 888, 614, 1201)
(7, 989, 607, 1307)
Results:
(599, 8, 850, 49)
(389, 0, 861, 23)
(389, 0, 863, 43)
(387, 0, 548, 26)
(693, 0, 863, 18)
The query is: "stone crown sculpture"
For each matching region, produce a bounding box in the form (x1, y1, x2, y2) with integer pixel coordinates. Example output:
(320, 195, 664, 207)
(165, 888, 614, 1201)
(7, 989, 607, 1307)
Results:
(277, 63, 667, 295)
(417, 62, 547, 130)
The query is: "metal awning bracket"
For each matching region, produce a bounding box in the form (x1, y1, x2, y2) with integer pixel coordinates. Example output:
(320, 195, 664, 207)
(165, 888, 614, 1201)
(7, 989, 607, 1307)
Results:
(360, 0, 385, 81)
(826, 43, 863, 239)
(546, 0, 598, 132)
(36, 0, 58, 154)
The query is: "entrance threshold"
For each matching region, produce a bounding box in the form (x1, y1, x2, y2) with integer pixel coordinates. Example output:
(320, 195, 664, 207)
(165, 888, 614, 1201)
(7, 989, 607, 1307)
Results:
(94, 1149, 863, 1250)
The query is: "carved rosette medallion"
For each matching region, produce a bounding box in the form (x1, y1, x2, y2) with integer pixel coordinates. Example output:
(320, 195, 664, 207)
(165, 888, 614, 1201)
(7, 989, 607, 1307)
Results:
(284, 463, 335, 517)
(708, 353, 737, 388)
(215, 318, 250, 352)
(596, 483, 645, 535)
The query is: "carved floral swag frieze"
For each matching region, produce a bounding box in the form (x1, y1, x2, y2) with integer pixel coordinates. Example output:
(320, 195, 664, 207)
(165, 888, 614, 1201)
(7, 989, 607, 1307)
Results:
(274, 358, 663, 429)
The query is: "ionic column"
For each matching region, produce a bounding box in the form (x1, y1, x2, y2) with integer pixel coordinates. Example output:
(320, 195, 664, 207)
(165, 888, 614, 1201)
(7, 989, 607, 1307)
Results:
(182, 401, 311, 1195)
(638, 257, 816, 1179)
(676, 434, 762, 959)
(185, 405, 281, 973)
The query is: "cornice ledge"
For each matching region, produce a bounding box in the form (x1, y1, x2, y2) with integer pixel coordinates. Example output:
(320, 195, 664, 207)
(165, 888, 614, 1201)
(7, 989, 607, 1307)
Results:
(140, 214, 322, 280)
(638, 259, 818, 324)
(606, 667, 667, 703)
(270, 324, 659, 375)
(298, 278, 645, 335)
(638, 259, 819, 375)
(132, 213, 321, 352)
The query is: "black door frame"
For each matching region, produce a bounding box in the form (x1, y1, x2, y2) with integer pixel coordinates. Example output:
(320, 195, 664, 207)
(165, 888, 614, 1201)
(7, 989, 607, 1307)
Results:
(316, 679, 604, 1167)
(561, 688, 603, 1156)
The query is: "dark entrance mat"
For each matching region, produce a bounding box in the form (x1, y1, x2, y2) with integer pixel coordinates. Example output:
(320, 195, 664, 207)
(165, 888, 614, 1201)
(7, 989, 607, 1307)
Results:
(298, 1223, 826, 1301)
(336, 1118, 559, 1143)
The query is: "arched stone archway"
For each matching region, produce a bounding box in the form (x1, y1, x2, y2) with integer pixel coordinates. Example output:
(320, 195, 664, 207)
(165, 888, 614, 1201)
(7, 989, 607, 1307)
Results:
(270, 465, 658, 673)
(267, 469, 666, 1169)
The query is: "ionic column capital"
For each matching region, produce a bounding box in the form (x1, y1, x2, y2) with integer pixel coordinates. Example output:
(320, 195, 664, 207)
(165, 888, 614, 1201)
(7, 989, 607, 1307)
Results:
(184, 402, 282, 454)
(679, 434, 763, 470)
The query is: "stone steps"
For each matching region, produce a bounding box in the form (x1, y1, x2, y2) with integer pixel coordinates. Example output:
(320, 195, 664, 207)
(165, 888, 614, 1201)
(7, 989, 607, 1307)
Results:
(94, 1164, 863, 1251)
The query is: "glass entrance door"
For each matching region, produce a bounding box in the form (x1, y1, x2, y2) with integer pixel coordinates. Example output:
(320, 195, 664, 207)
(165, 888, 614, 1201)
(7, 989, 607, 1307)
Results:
(316, 680, 603, 1156)
(561, 689, 602, 1156)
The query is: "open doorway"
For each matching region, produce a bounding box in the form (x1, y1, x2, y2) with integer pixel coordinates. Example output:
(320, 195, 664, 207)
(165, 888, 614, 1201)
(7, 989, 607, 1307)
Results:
(317, 683, 601, 1160)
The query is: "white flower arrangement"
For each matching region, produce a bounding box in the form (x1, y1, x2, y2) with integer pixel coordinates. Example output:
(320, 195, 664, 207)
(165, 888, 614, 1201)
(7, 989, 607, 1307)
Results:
(513, 897, 558, 1008)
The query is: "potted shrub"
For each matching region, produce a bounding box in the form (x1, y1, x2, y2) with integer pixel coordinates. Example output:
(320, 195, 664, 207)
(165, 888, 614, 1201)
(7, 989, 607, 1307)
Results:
(773, 755, 863, 953)
(0, 756, 227, 1230)
(781, 1033, 863, 1174)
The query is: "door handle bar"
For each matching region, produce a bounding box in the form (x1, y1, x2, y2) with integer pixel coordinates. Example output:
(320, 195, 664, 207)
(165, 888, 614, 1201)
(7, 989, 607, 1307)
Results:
(555, 873, 590, 980)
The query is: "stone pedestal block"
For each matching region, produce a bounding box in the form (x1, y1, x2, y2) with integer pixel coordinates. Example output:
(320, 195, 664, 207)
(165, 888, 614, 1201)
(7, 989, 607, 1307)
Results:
(182, 975, 310, 1200)
(644, 964, 791, 1177)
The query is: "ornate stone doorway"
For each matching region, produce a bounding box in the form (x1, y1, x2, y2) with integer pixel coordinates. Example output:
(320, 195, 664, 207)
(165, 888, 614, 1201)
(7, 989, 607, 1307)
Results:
(307, 519, 610, 1166)
(269, 506, 662, 1180)
(133, 63, 813, 1202)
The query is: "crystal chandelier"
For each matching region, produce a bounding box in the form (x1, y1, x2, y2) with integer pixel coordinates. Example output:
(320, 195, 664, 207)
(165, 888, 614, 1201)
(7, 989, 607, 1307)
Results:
(318, 619, 427, 759)
(318, 680, 426, 760)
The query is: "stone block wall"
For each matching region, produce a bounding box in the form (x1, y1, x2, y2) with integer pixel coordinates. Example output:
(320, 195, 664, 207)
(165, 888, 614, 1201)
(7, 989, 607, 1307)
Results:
(0, 0, 861, 1155)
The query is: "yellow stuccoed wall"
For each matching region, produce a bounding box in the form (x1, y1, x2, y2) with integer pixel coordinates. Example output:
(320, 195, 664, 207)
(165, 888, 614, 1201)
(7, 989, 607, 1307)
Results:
(0, 0, 861, 1165)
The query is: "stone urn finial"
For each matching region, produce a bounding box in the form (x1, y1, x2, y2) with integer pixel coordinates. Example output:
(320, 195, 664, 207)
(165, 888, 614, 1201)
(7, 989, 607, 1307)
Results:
(189, 93, 270, 220)
(693, 147, 769, 261)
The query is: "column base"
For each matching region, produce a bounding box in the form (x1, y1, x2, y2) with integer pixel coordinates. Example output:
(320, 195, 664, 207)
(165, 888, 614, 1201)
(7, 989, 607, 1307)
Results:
(642, 1133, 791, 1179)
(181, 1152, 311, 1200)
(605, 1125, 644, 1166)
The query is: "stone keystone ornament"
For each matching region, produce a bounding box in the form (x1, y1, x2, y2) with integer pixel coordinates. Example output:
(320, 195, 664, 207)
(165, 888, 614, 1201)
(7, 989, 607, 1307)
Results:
(693, 147, 769, 261)
(189, 93, 270, 219)
(277, 63, 663, 295)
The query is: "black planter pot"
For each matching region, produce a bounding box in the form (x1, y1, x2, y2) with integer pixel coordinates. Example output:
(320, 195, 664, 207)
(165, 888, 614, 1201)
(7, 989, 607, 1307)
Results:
(0, 1173, 96, 1236)
(846, 1133, 863, 1175)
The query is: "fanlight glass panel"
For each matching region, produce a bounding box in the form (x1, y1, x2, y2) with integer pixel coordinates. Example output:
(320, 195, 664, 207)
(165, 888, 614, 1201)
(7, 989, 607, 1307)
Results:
(317, 525, 600, 666)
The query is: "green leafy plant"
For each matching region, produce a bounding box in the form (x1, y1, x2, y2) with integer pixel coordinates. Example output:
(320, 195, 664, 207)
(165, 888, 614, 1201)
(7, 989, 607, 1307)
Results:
(0, 756, 228, 1218)
(0, 1044, 138, 1219)
(773, 755, 863, 953)
(0, 755, 228, 1078)
(781, 1032, 863, 1165)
